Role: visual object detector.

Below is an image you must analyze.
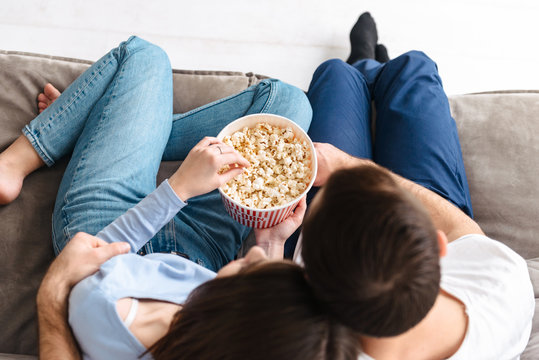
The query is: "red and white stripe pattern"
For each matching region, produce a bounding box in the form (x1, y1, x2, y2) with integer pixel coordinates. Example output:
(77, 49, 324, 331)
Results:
(220, 194, 299, 229)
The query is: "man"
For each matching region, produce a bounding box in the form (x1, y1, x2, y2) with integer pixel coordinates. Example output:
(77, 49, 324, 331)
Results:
(295, 12, 535, 359)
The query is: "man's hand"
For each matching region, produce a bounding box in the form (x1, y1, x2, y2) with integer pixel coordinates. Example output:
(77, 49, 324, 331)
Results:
(254, 196, 307, 259)
(37, 233, 130, 360)
(43, 232, 131, 290)
(314, 142, 365, 186)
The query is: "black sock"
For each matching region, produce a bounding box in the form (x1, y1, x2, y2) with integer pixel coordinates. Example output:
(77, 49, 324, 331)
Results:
(375, 44, 390, 63)
(346, 12, 378, 64)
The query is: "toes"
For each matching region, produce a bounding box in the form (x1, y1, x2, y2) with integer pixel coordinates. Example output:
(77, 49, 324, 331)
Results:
(37, 93, 48, 103)
(37, 83, 61, 113)
(44, 83, 61, 100)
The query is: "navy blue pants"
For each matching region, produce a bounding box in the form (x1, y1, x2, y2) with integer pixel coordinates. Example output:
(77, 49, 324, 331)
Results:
(285, 51, 473, 257)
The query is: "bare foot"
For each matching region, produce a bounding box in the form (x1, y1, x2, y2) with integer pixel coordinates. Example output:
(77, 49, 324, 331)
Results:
(37, 83, 61, 113)
(0, 136, 45, 205)
(0, 158, 24, 205)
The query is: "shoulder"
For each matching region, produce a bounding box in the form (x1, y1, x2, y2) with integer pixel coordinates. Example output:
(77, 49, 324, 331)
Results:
(442, 234, 532, 300)
(442, 235, 534, 359)
(444, 234, 529, 277)
(68, 253, 215, 358)
(70, 253, 215, 306)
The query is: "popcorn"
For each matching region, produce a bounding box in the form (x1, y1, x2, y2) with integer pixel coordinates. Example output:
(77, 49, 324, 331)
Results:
(221, 122, 312, 209)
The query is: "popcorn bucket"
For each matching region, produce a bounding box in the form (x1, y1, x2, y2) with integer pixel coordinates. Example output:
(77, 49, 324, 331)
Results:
(217, 114, 317, 229)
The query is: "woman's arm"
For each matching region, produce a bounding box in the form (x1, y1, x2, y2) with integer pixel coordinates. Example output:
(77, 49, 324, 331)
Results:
(37, 233, 130, 359)
(96, 137, 250, 252)
(314, 142, 483, 242)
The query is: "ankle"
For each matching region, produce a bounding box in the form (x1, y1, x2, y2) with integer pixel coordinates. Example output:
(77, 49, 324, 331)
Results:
(0, 135, 45, 177)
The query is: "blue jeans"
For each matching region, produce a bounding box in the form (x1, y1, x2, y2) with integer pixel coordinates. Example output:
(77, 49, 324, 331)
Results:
(285, 51, 473, 257)
(23, 36, 312, 271)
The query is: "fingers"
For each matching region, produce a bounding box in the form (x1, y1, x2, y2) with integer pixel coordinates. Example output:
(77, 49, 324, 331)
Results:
(209, 144, 236, 157)
(290, 197, 307, 220)
(197, 137, 250, 165)
(219, 152, 250, 168)
(296, 196, 307, 212)
(218, 167, 245, 184)
(96, 242, 131, 262)
(198, 136, 223, 147)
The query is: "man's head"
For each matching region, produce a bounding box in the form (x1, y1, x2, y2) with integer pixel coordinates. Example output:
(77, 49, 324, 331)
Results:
(302, 165, 441, 337)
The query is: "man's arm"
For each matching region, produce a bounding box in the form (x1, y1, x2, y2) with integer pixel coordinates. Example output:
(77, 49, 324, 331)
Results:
(314, 142, 483, 242)
(37, 273, 80, 359)
(37, 233, 130, 359)
(390, 171, 484, 242)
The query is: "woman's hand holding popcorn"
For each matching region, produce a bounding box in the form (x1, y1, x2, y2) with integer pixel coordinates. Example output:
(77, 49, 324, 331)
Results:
(253, 196, 307, 259)
(169, 136, 250, 202)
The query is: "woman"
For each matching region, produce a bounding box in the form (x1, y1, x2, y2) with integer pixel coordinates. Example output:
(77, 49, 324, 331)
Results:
(0, 36, 359, 359)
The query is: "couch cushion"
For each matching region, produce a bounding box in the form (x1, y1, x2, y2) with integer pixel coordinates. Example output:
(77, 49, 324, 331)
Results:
(449, 92, 539, 259)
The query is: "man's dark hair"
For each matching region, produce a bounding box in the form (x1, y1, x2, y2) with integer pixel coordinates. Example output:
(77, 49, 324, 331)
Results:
(301, 165, 440, 337)
(148, 261, 360, 360)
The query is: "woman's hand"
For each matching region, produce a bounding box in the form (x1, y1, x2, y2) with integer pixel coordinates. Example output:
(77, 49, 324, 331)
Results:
(314, 142, 365, 186)
(168, 137, 250, 201)
(254, 196, 307, 259)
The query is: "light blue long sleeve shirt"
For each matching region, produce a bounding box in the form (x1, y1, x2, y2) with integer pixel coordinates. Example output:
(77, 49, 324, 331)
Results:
(68, 180, 216, 360)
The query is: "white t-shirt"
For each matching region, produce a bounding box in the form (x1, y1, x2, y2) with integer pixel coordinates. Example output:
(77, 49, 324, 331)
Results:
(295, 234, 535, 360)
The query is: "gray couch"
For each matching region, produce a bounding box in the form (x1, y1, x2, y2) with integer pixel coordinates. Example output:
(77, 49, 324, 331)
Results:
(0, 50, 537, 359)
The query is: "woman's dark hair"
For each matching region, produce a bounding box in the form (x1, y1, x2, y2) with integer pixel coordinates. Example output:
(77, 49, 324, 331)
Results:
(301, 165, 440, 337)
(148, 261, 360, 360)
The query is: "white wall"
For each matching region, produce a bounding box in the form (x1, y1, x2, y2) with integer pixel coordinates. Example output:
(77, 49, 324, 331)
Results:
(1, 0, 538, 95)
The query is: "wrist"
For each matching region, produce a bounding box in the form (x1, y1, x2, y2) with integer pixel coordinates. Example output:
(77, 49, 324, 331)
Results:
(37, 273, 71, 310)
(168, 174, 191, 202)
(257, 241, 285, 259)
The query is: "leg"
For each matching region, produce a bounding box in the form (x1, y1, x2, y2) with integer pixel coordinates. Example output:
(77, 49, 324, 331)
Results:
(307, 59, 373, 159)
(285, 58, 373, 257)
(162, 79, 312, 160)
(355, 51, 473, 217)
(50, 37, 173, 253)
(0, 45, 135, 205)
(146, 79, 312, 271)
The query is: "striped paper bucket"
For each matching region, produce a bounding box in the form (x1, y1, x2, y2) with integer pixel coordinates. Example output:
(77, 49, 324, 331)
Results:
(217, 113, 317, 229)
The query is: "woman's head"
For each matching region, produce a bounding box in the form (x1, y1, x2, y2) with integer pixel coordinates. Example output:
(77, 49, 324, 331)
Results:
(148, 257, 360, 360)
(301, 165, 441, 337)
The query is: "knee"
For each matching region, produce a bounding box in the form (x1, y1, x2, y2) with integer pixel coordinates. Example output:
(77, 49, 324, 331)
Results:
(271, 80, 309, 109)
(311, 58, 367, 89)
(395, 50, 438, 72)
(117, 36, 171, 72)
(257, 79, 312, 132)
(313, 58, 349, 78)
